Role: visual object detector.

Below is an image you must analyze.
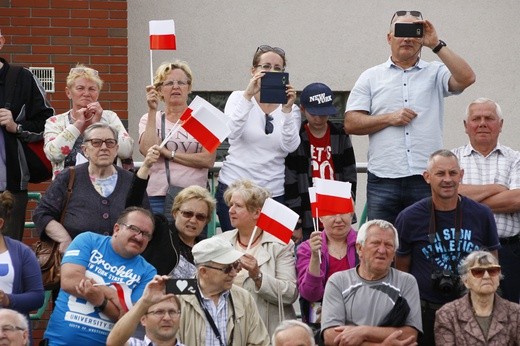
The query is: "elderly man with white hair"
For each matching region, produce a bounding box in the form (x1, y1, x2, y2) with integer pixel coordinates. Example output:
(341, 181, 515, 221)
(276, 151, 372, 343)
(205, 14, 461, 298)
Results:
(0, 308, 29, 346)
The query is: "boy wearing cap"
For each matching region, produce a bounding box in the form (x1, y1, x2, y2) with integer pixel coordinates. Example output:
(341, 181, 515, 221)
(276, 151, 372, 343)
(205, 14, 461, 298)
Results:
(285, 82, 357, 243)
(177, 236, 269, 346)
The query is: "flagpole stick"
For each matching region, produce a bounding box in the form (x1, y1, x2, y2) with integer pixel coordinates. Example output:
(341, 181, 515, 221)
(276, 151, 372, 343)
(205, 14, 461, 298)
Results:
(246, 226, 258, 253)
(159, 120, 181, 148)
(150, 50, 154, 85)
(316, 208, 322, 264)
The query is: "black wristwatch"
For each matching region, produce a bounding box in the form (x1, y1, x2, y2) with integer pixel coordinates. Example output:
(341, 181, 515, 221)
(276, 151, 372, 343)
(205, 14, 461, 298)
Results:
(94, 297, 108, 312)
(432, 40, 447, 54)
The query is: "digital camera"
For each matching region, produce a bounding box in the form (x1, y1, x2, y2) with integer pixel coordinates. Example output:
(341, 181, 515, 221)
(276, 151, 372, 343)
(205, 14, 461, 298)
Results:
(431, 269, 460, 294)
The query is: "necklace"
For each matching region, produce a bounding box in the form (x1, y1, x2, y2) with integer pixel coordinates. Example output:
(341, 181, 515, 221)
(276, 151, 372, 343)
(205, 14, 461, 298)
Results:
(237, 232, 262, 248)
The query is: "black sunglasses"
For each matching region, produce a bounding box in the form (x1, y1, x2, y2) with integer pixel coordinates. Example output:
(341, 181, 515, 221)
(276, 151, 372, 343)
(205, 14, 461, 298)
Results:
(256, 45, 286, 58)
(391, 10, 423, 23)
(203, 261, 242, 274)
(179, 210, 208, 222)
(265, 114, 274, 135)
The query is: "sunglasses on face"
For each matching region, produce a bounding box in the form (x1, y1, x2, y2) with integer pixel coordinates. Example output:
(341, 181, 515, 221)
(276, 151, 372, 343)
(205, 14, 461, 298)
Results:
(256, 45, 286, 58)
(469, 266, 501, 278)
(179, 210, 208, 222)
(391, 10, 423, 23)
(85, 138, 118, 148)
(203, 261, 242, 274)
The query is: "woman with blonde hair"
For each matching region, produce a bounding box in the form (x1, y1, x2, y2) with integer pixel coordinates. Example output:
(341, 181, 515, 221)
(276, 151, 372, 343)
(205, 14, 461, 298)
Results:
(217, 179, 298, 335)
(44, 64, 133, 178)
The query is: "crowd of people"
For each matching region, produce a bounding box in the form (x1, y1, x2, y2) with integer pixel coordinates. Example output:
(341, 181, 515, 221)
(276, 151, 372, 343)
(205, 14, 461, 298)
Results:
(1, 9, 520, 346)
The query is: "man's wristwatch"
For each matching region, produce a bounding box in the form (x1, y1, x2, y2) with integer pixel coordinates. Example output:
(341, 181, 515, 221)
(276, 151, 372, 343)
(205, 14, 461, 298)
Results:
(432, 40, 447, 54)
(253, 272, 263, 282)
(15, 124, 23, 135)
(94, 297, 108, 312)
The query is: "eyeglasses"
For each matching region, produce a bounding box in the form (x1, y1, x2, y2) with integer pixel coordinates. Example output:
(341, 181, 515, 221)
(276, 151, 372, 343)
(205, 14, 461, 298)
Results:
(203, 261, 242, 274)
(391, 10, 423, 23)
(70, 67, 99, 76)
(255, 63, 285, 72)
(147, 309, 181, 318)
(265, 114, 274, 135)
(470, 266, 501, 278)
(85, 138, 118, 148)
(0, 325, 25, 333)
(120, 223, 153, 241)
(161, 80, 190, 88)
(256, 45, 286, 58)
(179, 210, 208, 222)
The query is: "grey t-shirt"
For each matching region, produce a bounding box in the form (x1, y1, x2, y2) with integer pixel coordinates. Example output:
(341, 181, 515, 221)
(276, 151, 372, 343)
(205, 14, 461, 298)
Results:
(321, 266, 422, 333)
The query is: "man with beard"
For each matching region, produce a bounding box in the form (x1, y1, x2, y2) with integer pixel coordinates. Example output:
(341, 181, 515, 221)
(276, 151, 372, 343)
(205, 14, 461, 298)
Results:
(107, 275, 184, 346)
(395, 150, 500, 345)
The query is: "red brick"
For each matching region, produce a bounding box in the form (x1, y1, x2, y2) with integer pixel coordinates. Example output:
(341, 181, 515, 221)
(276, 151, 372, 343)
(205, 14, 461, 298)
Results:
(11, 36, 50, 45)
(2, 27, 31, 35)
(90, 19, 126, 29)
(11, 0, 50, 7)
(110, 46, 127, 56)
(50, 55, 92, 64)
(50, 0, 89, 9)
(51, 36, 89, 45)
(0, 8, 31, 17)
(3, 46, 31, 54)
(33, 45, 70, 54)
(12, 17, 50, 27)
(91, 55, 127, 65)
(108, 27, 127, 38)
(109, 65, 127, 73)
(74, 46, 110, 55)
(31, 27, 70, 36)
(105, 92, 127, 101)
(15, 54, 51, 64)
(110, 10, 127, 20)
(32, 8, 70, 18)
(70, 27, 108, 37)
(51, 18, 89, 27)
(71, 9, 110, 19)
(90, 37, 127, 46)
(90, 1, 126, 10)
(108, 82, 128, 91)
(109, 101, 128, 111)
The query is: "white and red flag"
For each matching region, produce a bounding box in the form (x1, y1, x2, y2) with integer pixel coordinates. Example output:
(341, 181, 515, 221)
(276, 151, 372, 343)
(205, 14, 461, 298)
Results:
(180, 96, 230, 153)
(149, 20, 176, 50)
(314, 178, 354, 216)
(308, 187, 317, 218)
(256, 198, 299, 244)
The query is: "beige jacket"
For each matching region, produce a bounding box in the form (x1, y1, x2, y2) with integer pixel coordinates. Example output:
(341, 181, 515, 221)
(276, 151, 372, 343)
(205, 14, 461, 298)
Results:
(178, 284, 270, 346)
(218, 230, 298, 335)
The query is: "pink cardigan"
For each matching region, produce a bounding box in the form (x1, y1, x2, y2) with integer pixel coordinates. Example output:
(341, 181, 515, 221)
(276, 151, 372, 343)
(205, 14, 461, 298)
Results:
(296, 228, 357, 302)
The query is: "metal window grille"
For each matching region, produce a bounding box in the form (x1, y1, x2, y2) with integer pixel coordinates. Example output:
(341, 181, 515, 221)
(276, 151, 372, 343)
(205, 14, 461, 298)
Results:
(29, 67, 55, 93)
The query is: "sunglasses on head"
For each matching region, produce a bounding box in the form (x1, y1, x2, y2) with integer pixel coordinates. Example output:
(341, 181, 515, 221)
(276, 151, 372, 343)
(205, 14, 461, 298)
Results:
(70, 67, 99, 76)
(470, 266, 501, 278)
(391, 10, 423, 23)
(203, 261, 242, 274)
(256, 45, 286, 58)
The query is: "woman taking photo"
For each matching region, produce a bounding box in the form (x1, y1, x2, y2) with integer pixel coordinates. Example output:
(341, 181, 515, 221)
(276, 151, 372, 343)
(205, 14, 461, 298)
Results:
(216, 45, 301, 232)
(44, 64, 133, 178)
(139, 60, 216, 219)
(33, 123, 149, 253)
(217, 179, 298, 335)
(296, 212, 358, 330)
(0, 191, 44, 342)
(435, 250, 520, 345)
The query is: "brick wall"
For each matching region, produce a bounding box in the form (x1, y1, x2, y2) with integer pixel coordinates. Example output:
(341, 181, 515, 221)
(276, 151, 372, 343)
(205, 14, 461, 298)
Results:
(0, 1, 128, 344)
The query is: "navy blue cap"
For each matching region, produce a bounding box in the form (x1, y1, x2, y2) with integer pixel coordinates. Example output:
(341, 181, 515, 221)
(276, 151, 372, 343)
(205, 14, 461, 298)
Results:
(300, 82, 336, 116)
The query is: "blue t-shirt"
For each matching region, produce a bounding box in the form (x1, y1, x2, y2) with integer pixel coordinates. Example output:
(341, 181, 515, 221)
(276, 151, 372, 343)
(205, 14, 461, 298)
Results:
(44, 232, 156, 346)
(395, 196, 500, 304)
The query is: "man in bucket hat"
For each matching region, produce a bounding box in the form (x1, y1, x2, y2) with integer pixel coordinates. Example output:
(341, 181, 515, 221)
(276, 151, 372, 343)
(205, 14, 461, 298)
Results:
(285, 82, 357, 244)
(177, 236, 269, 345)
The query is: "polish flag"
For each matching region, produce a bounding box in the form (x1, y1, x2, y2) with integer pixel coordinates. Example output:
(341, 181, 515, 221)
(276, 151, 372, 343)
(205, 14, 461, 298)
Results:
(149, 20, 176, 50)
(257, 198, 299, 244)
(110, 282, 133, 313)
(181, 96, 231, 153)
(314, 178, 354, 216)
(308, 187, 317, 218)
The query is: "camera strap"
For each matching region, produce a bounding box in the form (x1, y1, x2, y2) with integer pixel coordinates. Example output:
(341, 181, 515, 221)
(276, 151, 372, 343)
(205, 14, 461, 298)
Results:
(427, 196, 462, 273)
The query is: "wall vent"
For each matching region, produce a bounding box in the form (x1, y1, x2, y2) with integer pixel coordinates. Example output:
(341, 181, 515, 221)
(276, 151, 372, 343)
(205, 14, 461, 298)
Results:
(29, 67, 55, 93)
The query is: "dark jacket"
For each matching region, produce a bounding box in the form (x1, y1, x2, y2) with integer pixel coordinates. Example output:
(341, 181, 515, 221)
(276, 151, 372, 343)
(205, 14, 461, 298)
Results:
(284, 121, 357, 237)
(0, 58, 54, 190)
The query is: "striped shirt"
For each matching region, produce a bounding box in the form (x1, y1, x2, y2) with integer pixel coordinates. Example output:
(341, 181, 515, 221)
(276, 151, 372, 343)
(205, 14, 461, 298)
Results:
(201, 290, 230, 346)
(128, 335, 185, 346)
(453, 143, 520, 238)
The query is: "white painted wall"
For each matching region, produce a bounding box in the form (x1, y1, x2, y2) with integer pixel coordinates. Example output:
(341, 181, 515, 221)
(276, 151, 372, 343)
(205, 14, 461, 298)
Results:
(128, 0, 520, 221)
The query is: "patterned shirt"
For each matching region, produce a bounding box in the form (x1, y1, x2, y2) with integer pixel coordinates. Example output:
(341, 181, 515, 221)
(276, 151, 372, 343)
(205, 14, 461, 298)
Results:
(201, 290, 230, 346)
(453, 143, 520, 238)
(128, 335, 185, 346)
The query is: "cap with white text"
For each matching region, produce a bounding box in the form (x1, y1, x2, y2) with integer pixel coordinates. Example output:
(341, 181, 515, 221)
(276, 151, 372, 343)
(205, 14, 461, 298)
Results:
(300, 82, 336, 116)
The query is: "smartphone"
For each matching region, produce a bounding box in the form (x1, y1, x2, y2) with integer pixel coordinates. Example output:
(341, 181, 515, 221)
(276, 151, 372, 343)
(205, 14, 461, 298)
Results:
(260, 72, 289, 104)
(165, 278, 197, 295)
(394, 22, 424, 38)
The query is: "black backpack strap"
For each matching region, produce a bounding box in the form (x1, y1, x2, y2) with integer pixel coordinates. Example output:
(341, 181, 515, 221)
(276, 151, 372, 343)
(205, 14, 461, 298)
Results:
(4, 64, 23, 110)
